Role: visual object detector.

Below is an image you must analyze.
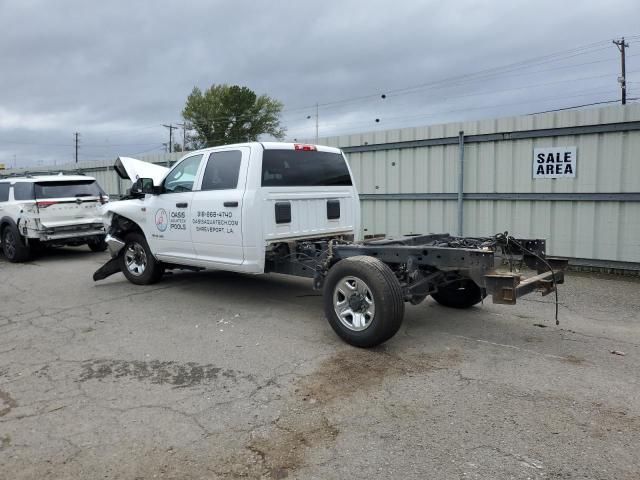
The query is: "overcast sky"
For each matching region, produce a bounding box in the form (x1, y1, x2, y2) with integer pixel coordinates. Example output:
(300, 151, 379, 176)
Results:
(1, 0, 639, 168)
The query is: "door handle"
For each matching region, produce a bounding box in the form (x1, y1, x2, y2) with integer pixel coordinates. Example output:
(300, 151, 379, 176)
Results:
(224, 201, 239, 207)
(175, 202, 188, 208)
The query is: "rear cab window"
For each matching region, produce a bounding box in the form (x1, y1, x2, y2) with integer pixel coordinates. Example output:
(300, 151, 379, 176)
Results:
(261, 150, 352, 187)
(34, 180, 101, 199)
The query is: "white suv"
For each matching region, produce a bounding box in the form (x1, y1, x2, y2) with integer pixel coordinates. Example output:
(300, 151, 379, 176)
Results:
(0, 173, 108, 262)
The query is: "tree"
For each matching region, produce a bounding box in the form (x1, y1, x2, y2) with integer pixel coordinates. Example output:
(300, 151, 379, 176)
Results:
(182, 84, 285, 147)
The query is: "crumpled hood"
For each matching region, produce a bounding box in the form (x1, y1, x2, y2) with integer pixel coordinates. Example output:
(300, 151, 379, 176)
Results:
(114, 156, 169, 185)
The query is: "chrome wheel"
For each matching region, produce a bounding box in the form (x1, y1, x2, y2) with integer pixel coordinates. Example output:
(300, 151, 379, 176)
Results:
(333, 276, 376, 331)
(124, 242, 147, 276)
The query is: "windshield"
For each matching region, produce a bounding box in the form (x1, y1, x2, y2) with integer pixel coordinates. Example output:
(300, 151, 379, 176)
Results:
(34, 180, 102, 199)
(261, 150, 352, 187)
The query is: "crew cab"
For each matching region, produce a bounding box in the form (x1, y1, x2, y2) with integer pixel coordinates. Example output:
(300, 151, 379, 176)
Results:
(0, 173, 108, 262)
(95, 142, 567, 347)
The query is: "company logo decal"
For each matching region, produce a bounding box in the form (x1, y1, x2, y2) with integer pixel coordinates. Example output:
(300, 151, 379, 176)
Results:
(155, 208, 168, 232)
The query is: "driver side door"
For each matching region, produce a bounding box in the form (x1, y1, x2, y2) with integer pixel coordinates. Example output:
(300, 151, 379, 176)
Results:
(144, 153, 204, 260)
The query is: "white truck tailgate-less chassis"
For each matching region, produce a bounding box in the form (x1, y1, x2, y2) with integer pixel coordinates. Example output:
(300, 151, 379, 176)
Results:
(94, 142, 567, 348)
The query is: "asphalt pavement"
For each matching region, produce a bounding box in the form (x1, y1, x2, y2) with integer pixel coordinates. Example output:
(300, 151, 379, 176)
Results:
(1, 248, 639, 479)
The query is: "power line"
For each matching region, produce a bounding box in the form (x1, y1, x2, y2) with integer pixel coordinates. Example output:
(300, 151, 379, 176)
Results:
(282, 39, 614, 113)
(527, 99, 637, 115)
(283, 45, 639, 120)
(283, 75, 624, 131)
(284, 87, 622, 134)
(20, 39, 626, 145)
(120, 50, 618, 130)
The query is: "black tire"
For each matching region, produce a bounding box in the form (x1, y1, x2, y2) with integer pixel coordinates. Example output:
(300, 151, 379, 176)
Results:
(29, 239, 47, 256)
(323, 255, 405, 348)
(431, 280, 485, 309)
(1, 224, 31, 263)
(119, 233, 164, 285)
(88, 237, 108, 252)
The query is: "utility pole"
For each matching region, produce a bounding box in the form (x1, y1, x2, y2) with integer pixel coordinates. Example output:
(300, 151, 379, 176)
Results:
(177, 122, 187, 151)
(74, 132, 79, 163)
(613, 37, 629, 105)
(306, 104, 319, 143)
(162, 124, 178, 152)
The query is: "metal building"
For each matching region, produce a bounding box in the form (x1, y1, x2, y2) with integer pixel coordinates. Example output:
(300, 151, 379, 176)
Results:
(321, 104, 640, 269)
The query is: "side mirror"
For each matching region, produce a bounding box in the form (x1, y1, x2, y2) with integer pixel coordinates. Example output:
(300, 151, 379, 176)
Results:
(129, 178, 157, 196)
(140, 178, 156, 194)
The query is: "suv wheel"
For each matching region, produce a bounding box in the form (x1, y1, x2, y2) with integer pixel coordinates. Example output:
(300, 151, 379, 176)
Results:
(88, 236, 108, 252)
(119, 233, 164, 285)
(2, 224, 31, 263)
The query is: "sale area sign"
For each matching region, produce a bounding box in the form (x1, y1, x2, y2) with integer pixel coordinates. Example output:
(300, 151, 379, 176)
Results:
(533, 147, 577, 178)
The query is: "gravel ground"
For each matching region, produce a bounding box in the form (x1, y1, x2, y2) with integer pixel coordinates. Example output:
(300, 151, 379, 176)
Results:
(1, 248, 639, 479)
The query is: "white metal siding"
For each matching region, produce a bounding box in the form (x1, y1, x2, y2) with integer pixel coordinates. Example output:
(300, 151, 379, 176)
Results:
(322, 104, 640, 264)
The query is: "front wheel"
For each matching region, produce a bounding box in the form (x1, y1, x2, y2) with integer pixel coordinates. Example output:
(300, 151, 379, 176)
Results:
(119, 233, 164, 285)
(323, 256, 405, 348)
(431, 280, 485, 309)
(2, 224, 31, 263)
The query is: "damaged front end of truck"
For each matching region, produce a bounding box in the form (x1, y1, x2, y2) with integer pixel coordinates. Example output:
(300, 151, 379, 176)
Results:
(93, 157, 170, 281)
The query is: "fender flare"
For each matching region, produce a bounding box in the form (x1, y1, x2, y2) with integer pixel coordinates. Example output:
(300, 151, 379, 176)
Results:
(0, 216, 27, 247)
(0, 216, 19, 235)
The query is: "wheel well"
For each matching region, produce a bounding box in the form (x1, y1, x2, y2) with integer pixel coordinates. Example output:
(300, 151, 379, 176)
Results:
(110, 214, 144, 238)
(0, 218, 16, 238)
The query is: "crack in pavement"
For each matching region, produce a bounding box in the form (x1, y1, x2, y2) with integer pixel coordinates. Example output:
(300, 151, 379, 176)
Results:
(0, 389, 18, 417)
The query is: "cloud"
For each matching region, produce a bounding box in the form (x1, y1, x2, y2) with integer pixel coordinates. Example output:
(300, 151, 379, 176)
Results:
(0, 0, 638, 167)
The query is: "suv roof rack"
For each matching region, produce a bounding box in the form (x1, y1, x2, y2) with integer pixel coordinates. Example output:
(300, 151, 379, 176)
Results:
(0, 170, 87, 179)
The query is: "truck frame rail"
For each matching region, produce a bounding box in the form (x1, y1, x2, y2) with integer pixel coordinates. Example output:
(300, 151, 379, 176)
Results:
(265, 232, 567, 307)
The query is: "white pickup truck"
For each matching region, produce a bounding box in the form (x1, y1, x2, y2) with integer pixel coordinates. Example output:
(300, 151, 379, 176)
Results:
(94, 142, 566, 347)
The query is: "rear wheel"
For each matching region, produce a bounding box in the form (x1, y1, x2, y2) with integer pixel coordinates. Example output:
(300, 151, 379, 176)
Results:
(323, 256, 404, 348)
(431, 280, 485, 309)
(1, 224, 31, 263)
(119, 233, 164, 285)
(88, 236, 108, 252)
